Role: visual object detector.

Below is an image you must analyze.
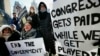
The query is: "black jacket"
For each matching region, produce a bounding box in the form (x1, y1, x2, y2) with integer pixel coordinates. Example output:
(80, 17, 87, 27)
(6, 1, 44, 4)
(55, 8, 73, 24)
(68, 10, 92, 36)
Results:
(26, 14, 40, 29)
(7, 30, 20, 41)
(0, 38, 10, 56)
(38, 11, 56, 41)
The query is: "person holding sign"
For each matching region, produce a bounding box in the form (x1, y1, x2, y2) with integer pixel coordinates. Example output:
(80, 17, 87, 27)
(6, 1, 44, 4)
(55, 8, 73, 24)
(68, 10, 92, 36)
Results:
(20, 21, 37, 40)
(38, 2, 56, 56)
(0, 25, 20, 41)
(0, 24, 20, 56)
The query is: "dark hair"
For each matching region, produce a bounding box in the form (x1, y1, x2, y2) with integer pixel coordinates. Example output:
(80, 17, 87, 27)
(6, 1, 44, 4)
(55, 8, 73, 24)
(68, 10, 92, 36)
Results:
(38, 2, 47, 11)
(24, 21, 33, 28)
(13, 12, 16, 14)
(29, 6, 35, 16)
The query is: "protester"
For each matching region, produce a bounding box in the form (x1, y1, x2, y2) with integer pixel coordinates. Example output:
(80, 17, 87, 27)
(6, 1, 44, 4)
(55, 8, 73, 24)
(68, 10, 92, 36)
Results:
(0, 25, 20, 41)
(25, 6, 41, 37)
(26, 6, 39, 29)
(20, 21, 37, 40)
(10, 12, 21, 32)
(38, 2, 56, 56)
(0, 24, 20, 56)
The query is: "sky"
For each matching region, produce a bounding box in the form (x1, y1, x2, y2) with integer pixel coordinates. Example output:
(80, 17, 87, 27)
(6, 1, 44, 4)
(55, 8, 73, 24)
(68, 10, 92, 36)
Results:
(10, 0, 53, 16)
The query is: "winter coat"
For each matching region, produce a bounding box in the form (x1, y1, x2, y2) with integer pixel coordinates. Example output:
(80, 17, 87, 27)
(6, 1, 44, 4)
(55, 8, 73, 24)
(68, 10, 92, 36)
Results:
(38, 11, 55, 41)
(0, 25, 20, 56)
(38, 11, 56, 55)
(0, 25, 20, 41)
(26, 14, 40, 29)
(38, 2, 56, 54)
(20, 28, 37, 40)
(7, 30, 20, 41)
(10, 17, 21, 31)
(0, 38, 10, 56)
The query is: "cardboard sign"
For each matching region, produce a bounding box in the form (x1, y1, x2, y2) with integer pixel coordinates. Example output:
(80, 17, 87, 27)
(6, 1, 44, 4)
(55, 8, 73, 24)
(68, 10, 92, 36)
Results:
(51, 0, 100, 56)
(5, 38, 46, 56)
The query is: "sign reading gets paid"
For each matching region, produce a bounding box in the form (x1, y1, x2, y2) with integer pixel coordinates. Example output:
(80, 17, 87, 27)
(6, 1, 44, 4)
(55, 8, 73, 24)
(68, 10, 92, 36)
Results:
(51, 0, 100, 56)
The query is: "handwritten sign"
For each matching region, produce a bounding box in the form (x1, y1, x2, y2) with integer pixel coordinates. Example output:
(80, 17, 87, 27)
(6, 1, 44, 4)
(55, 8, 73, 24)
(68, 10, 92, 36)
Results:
(51, 0, 100, 56)
(5, 38, 46, 56)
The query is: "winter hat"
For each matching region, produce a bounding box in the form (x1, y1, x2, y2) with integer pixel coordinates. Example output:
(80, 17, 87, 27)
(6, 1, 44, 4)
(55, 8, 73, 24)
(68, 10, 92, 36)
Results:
(0, 25, 12, 32)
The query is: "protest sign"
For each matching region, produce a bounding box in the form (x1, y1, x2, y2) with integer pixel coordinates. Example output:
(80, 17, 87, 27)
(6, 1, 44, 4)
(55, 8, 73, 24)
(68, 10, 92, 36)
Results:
(5, 38, 46, 56)
(51, 0, 100, 56)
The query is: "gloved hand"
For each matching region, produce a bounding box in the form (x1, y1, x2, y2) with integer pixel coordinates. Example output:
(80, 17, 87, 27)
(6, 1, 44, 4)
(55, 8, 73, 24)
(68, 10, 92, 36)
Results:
(44, 52, 49, 56)
(93, 40, 100, 46)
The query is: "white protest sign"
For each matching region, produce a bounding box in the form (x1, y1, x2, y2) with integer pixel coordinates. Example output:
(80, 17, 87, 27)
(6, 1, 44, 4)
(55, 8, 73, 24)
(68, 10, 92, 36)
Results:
(51, 0, 100, 56)
(5, 38, 46, 56)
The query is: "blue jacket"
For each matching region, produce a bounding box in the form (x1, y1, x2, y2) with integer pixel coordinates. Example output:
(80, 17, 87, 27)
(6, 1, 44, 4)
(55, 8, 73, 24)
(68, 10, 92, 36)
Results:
(10, 17, 21, 31)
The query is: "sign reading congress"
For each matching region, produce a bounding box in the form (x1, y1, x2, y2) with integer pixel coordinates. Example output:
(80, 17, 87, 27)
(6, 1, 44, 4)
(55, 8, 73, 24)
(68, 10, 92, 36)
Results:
(51, 0, 100, 56)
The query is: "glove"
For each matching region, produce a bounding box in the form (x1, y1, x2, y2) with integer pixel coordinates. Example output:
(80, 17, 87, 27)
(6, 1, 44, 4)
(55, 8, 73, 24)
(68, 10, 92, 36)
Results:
(93, 40, 100, 46)
(44, 51, 49, 56)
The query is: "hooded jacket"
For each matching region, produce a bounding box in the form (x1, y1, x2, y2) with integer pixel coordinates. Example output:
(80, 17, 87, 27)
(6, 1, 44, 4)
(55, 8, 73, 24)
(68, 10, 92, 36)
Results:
(0, 25, 20, 41)
(0, 25, 11, 56)
(38, 2, 55, 40)
(38, 2, 56, 54)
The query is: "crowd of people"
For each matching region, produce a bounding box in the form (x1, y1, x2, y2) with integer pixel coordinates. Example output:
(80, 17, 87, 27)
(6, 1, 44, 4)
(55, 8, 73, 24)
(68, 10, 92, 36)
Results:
(0, 2, 57, 56)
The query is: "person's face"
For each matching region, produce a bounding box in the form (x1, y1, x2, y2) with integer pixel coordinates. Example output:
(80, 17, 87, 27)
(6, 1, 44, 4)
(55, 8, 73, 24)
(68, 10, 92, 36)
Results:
(3, 28, 11, 36)
(40, 4, 46, 11)
(13, 13, 16, 17)
(30, 7, 35, 13)
(24, 23, 32, 32)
